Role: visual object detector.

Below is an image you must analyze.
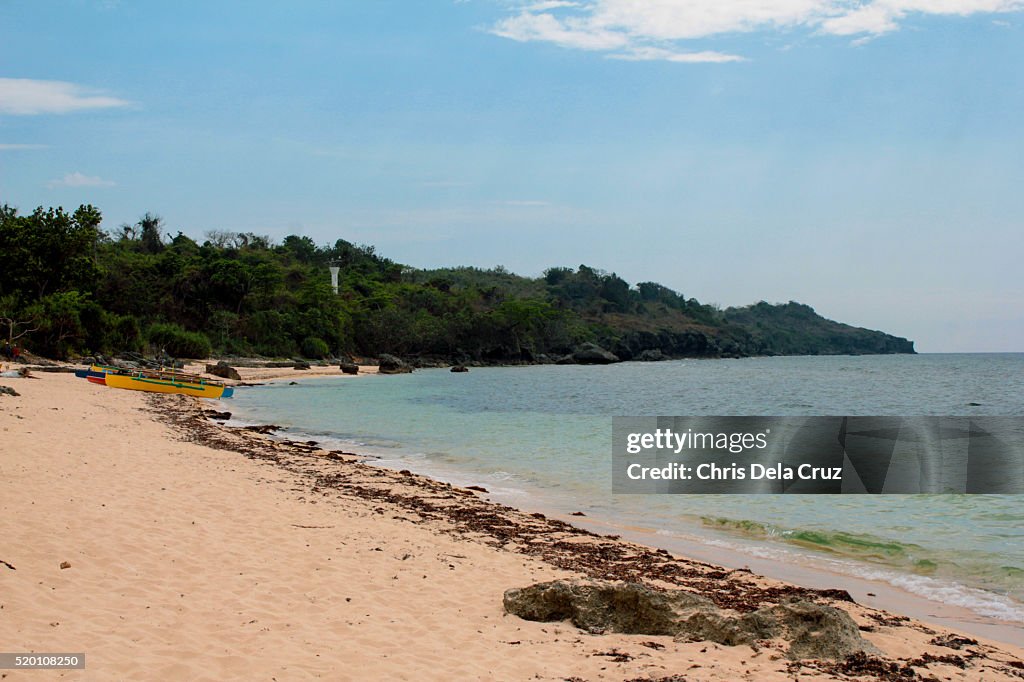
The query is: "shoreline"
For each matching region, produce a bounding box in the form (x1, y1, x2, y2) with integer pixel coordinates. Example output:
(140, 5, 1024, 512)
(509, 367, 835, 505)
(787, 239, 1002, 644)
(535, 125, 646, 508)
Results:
(2, 370, 1022, 679)
(310, 427, 1024, 647)
(222, 364, 1024, 648)
(568, 515, 1024, 647)
(182, 361, 381, 383)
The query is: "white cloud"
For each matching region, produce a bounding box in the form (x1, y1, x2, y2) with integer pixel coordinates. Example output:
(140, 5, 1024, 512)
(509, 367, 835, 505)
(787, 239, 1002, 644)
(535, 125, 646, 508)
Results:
(492, 10, 630, 49)
(521, 1, 583, 10)
(48, 172, 116, 188)
(849, 34, 878, 45)
(823, 0, 1024, 35)
(0, 143, 48, 150)
(608, 46, 746, 62)
(0, 78, 130, 115)
(488, 0, 1024, 60)
(821, 4, 902, 35)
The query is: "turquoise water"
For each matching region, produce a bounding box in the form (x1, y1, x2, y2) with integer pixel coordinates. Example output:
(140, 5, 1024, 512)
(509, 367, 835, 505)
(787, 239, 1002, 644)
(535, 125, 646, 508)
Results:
(229, 354, 1024, 622)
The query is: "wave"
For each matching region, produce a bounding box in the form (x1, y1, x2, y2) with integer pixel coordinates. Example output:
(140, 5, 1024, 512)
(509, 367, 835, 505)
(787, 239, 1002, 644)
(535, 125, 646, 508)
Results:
(703, 516, 935, 564)
(659, 523, 1024, 624)
(699, 516, 1024, 612)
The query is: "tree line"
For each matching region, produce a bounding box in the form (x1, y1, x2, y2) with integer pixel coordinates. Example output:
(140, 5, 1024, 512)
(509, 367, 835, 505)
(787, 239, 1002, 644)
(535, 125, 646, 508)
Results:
(0, 204, 914, 361)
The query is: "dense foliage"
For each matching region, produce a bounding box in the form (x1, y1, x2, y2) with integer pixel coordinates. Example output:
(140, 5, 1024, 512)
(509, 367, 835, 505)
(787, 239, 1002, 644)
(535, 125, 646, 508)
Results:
(0, 204, 914, 360)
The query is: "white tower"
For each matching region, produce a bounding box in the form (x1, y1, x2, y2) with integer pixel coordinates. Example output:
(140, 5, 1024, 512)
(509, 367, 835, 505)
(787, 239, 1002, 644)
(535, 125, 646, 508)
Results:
(329, 265, 340, 294)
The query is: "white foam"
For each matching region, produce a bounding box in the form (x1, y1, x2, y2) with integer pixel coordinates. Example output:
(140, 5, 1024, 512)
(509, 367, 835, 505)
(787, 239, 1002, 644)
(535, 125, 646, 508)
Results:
(652, 527, 1024, 624)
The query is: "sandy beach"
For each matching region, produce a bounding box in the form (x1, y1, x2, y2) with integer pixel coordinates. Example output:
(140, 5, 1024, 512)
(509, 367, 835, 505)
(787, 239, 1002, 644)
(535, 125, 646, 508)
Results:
(2, 367, 1022, 680)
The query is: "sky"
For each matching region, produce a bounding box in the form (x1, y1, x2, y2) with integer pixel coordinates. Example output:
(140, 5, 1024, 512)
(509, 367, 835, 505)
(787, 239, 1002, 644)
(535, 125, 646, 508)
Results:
(1, 1, 1022, 352)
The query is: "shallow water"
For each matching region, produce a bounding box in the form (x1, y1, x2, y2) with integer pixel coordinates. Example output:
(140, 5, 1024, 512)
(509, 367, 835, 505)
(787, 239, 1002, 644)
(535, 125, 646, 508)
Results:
(229, 353, 1024, 623)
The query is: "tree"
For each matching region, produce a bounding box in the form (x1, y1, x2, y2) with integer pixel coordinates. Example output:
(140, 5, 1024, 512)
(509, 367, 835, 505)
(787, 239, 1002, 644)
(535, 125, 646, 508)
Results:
(0, 295, 38, 345)
(25, 291, 89, 358)
(599, 272, 631, 311)
(543, 267, 572, 285)
(138, 212, 165, 254)
(208, 259, 254, 314)
(280, 235, 318, 264)
(116, 222, 139, 241)
(0, 204, 103, 302)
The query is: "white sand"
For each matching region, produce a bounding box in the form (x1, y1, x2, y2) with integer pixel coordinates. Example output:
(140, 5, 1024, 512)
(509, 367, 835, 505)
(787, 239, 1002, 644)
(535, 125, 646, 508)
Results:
(1, 370, 1021, 680)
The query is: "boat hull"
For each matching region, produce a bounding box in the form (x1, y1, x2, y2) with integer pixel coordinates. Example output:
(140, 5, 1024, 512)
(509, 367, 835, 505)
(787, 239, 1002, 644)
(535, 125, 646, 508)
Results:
(104, 373, 227, 399)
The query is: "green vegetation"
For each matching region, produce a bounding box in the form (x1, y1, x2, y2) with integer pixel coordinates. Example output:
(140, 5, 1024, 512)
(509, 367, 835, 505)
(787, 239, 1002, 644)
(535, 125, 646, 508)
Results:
(722, 301, 915, 356)
(0, 203, 914, 361)
(146, 322, 213, 359)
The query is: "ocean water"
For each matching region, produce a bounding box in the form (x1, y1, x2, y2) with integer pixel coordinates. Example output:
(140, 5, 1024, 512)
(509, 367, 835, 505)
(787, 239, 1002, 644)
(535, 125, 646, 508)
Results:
(228, 354, 1024, 623)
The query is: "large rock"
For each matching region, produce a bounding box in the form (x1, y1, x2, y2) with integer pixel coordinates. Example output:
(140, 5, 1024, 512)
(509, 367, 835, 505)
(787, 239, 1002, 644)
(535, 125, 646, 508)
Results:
(745, 601, 875, 661)
(206, 361, 241, 381)
(377, 354, 412, 374)
(503, 579, 712, 636)
(637, 349, 666, 362)
(411, 357, 447, 369)
(503, 580, 876, 660)
(339, 362, 359, 375)
(572, 343, 620, 365)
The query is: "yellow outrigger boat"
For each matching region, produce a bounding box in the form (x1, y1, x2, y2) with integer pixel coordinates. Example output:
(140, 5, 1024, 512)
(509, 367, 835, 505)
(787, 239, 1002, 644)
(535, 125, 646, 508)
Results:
(102, 371, 233, 399)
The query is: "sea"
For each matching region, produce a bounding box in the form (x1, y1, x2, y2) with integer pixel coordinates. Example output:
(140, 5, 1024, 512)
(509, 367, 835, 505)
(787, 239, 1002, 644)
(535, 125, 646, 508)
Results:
(226, 353, 1024, 628)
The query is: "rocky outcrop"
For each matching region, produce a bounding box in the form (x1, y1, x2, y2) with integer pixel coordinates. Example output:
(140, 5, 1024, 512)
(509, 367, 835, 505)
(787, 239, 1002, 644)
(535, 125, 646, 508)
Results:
(504, 579, 709, 636)
(611, 330, 725, 361)
(722, 302, 916, 355)
(750, 601, 876, 661)
(450, 365, 469, 373)
(410, 357, 448, 369)
(503, 579, 876, 660)
(378, 354, 413, 374)
(339, 362, 359, 375)
(571, 343, 620, 365)
(20, 366, 75, 373)
(206, 361, 241, 381)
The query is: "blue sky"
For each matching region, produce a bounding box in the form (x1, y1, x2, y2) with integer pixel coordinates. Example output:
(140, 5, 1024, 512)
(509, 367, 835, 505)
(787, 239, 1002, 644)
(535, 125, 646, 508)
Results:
(1, 1, 1022, 351)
